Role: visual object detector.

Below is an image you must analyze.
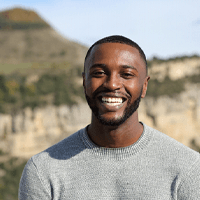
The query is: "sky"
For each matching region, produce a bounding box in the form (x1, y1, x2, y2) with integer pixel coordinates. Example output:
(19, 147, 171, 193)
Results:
(0, 0, 200, 59)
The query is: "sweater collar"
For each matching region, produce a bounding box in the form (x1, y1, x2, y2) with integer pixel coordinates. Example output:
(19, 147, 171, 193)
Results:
(80, 122, 153, 160)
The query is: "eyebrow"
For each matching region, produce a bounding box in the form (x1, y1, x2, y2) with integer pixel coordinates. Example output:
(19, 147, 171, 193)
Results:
(89, 64, 138, 71)
(89, 63, 106, 69)
(121, 65, 138, 72)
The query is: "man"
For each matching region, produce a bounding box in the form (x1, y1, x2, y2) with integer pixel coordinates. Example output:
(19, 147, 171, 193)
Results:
(19, 35, 200, 199)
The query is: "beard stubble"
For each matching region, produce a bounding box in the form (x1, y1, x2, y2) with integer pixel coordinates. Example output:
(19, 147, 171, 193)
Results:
(85, 88, 143, 126)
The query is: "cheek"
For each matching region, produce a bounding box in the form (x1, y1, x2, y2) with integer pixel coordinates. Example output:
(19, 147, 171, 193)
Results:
(84, 78, 100, 95)
(125, 80, 141, 93)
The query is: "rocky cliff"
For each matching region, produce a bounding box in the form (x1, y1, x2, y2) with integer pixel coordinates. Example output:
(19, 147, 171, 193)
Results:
(0, 102, 91, 158)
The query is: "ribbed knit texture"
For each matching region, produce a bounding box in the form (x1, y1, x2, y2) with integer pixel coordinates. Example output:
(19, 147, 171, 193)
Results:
(19, 123, 200, 199)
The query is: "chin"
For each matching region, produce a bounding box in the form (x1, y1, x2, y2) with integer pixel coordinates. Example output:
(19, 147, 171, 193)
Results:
(86, 93, 142, 127)
(96, 114, 129, 126)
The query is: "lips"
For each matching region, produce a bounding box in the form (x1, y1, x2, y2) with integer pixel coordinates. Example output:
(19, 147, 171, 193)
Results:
(95, 92, 128, 108)
(101, 97, 123, 106)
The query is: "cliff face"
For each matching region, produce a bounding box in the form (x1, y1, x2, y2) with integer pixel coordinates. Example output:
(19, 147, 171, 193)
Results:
(142, 56, 200, 151)
(0, 102, 91, 158)
(139, 87, 200, 148)
(0, 85, 199, 159)
(148, 57, 200, 81)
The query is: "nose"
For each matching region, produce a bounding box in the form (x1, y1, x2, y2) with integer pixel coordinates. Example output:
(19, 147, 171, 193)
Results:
(103, 73, 121, 91)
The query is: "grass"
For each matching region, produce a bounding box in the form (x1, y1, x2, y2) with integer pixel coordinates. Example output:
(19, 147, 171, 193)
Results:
(0, 63, 33, 75)
(0, 62, 73, 75)
(0, 155, 27, 200)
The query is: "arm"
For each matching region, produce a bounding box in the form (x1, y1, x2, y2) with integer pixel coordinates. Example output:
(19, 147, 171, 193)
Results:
(19, 158, 51, 200)
(177, 157, 200, 199)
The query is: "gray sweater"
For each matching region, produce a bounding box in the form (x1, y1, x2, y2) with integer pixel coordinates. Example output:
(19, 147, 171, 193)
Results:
(19, 123, 200, 199)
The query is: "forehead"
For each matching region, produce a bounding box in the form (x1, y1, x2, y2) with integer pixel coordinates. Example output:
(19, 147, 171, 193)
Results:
(85, 43, 146, 72)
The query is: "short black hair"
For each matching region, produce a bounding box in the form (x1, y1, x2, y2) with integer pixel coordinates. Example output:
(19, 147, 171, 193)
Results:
(84, 35, 147, 74)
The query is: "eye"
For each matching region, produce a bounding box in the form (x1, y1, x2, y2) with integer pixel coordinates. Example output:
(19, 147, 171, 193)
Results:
(92, 70, 105, 77)
(121, 72, 135, 79)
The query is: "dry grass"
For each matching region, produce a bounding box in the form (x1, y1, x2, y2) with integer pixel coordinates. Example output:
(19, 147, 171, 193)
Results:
(0, 28, 88, 67)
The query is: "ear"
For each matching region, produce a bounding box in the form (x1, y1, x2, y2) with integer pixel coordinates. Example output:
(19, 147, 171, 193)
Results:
(141, 76, 150, 98)
(82, 72, 85, 89)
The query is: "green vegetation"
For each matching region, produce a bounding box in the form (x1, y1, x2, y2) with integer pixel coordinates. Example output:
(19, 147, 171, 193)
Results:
(48, 50, 67, 58)
(0, 62, 74, 75)
(0, 63, 36, 75)
(0, 151, 27, 200)
(190, 139, 200, 153)
(146, 56, 200, 98)
(187, 73, 200, 83)
(59, 50, 67, 56)
(146, 75, 185, 98)
(0, 22, 49, 30)
(0, 64, 84, 114)
(147, 55, 200, 68)
(0, 58, 199, 113)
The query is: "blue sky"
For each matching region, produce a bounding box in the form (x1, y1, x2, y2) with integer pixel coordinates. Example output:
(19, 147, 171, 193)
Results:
(0, 0, 200, 59)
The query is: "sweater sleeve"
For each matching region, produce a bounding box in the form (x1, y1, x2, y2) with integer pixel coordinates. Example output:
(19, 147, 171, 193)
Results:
(18, 158, 51, 200)
(177, 156, 200, 200)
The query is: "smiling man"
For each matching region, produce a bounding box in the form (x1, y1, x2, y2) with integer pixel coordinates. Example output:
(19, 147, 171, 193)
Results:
(19, 36, 200, 199)
(83, 40, 149, 148)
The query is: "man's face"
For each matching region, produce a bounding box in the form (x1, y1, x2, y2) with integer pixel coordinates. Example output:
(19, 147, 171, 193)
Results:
(83, 43, 149, 126)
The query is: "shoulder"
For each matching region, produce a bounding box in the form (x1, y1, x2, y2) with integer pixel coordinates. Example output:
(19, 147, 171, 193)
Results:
(143, 123, 200, 168)
(20, 127, 88, 197)
(31, 127, 87, 166)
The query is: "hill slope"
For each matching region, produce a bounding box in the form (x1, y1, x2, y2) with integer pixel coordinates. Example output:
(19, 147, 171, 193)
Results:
(0, 8, 88, 65)
(0, 7, 48, 23)
(0, 28, 88, 65)
(0, 7, 50, 30)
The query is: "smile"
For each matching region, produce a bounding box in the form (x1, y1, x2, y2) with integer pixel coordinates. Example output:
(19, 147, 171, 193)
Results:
(101, 97, 124, 106)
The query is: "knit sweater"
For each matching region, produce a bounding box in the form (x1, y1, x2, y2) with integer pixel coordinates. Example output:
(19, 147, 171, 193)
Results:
(19, 123, 200, 199)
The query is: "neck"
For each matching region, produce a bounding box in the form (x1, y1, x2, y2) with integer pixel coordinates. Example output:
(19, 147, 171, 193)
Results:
(87, 111, 143, 148)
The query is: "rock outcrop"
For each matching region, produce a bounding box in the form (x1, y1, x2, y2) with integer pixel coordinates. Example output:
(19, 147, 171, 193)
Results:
(0, 82, 200, 159)
(0, 102, 91, 158)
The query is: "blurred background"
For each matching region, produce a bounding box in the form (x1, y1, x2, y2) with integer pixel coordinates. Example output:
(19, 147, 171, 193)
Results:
(0, 0, 200, 199)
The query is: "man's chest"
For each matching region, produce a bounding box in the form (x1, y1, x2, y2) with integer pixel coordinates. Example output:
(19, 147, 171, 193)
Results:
(49, 161, 178, 200)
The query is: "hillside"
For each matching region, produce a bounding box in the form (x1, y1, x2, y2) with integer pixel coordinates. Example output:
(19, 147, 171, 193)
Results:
(0, 28, 88, 65)
(0, 7, 50, 30)
(0, 8, 88, 65)
(0, 8, 89, 199)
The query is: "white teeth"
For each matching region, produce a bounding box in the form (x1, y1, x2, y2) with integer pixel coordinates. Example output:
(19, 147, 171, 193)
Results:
(105, 102, 122, 106)
(102, 97, 123, 105)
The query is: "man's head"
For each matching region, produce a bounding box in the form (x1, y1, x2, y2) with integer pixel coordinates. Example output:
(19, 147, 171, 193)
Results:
(83, 35, 150, 126)
(84, 35, 147, 75)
